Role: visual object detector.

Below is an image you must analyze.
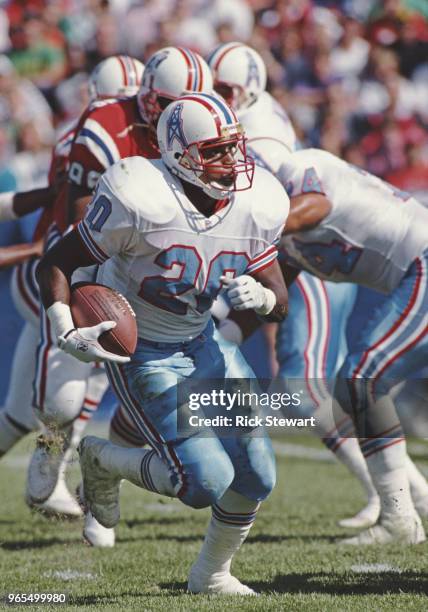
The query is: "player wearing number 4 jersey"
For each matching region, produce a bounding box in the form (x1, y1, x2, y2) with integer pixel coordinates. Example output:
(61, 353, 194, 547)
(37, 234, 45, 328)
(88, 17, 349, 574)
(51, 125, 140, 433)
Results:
(278, 148, 428, 545)
(36, 93, 289, 595)
(208, 42, 384, 529)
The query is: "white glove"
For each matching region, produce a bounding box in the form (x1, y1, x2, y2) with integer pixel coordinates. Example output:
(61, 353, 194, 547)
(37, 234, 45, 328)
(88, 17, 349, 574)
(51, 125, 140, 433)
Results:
(47, 302, 130, 364)
(220, 275, 276, 315)
(58, 322, 130, 364)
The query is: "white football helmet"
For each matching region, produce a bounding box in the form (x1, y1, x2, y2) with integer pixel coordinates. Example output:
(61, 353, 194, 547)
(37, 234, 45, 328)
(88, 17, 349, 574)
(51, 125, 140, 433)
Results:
(157, 93, 254, 200)
(207, 42, 267, 111)
(137, 47, 213, 127)
(88, 56, 144, 101)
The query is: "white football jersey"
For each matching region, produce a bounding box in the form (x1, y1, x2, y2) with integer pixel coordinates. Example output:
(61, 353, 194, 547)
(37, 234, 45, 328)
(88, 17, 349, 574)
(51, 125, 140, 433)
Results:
(279, 149, 428, 293)
(78, 157, 289, 341)
(238, 91, 297, 152)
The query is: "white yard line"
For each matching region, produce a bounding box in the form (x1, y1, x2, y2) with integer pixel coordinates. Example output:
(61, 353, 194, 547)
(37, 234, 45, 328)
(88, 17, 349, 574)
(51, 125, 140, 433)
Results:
(272, 441, 335, 462)
(144, 502, 182, 513)
(350, 563, 402, 574)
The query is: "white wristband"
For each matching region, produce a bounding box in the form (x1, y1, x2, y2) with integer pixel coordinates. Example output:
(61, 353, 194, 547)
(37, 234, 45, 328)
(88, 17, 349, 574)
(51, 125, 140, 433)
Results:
(46, 302, 75, 340)
(0, 192, 16, 221)
(218, 319, 244, 345)
(254, 286, 276, 316)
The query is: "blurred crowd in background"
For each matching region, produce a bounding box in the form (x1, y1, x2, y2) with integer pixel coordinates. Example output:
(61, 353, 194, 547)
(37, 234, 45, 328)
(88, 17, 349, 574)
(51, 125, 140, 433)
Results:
(0, 0, 424, 199)
(0, 0, 427, 423)
(0, 0, 427, 201)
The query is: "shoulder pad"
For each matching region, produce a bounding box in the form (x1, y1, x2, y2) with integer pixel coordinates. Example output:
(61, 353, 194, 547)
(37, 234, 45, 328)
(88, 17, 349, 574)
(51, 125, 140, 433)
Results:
(241, 92, 296, 151)
(250, 165, 290, 230)
(248, 137, 292, 175)
(102, 157, 177, 224)
(84, 98, 131, 125)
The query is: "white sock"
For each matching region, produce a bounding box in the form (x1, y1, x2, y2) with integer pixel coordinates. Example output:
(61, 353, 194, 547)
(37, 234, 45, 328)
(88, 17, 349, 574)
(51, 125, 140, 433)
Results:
(98, 442, 177, 497)
(193, 489, 259, 577)
(406, 455, 428, 503)
(71, 402, 99, 448)
(334, 437, 379, 502)
(365, 443, 415, 518)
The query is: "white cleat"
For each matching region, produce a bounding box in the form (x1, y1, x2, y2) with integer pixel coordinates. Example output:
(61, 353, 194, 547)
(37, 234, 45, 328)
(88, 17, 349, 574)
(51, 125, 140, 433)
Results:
(27, 477, 83, 518)
(188, 567, 257, 595)
(26, 434, 68, 503)
(77, 483, 116, 547)
(83, 511, 115, 547)
(338, 497, 380, 529)
(339, 513, 426, 546)
(78, 436, 121, 529)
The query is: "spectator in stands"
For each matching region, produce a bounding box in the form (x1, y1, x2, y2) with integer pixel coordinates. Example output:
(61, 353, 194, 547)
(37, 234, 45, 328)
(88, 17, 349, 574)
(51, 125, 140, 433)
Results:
(8, 13, 66, 94)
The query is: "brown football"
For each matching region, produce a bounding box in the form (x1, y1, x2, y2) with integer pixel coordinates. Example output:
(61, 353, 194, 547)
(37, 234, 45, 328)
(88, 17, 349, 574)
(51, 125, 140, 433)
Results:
(70, 282, 138, 357)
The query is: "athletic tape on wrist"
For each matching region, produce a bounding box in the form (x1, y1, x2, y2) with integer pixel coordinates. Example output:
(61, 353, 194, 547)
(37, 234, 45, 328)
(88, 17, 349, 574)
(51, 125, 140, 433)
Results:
(46, 302, 75, 339)
(254, 286, 276, 315)
(0, 192, 16, 221)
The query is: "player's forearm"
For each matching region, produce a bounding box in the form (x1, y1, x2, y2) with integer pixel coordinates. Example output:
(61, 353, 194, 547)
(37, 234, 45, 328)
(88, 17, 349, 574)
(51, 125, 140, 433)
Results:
(0, 187, 55, 222)
(36, 230, 97, 312)
(37, 256, 75, 339)
(13, 186, 55, 217)
(283, 194, 331, 234)
(37, 258, 72, 310)
(67, 183, 93, 225)
(0, 240, 43, 269)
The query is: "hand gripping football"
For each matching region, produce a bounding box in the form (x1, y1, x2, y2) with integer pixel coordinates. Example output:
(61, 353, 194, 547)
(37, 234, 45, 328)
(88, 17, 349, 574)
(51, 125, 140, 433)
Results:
(70, 283, 138, 357)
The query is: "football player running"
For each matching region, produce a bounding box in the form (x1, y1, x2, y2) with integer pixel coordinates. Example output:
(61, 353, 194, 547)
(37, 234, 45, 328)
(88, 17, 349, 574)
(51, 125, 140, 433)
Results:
(35, 93, 289, 595)
(27, 48, 214, 546)
(0, 55, 144, 520)
(279, 149, 428, 545)
(207, 42, 381, 528)
(227, 145, 428, 545)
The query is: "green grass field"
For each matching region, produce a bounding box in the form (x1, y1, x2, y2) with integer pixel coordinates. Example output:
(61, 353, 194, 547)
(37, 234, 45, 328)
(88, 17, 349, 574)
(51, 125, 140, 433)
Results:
(1, 429, 427, 611)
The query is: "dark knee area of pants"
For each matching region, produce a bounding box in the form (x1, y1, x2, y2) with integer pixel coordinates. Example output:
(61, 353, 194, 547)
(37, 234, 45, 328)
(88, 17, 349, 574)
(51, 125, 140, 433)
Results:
(334, 376, 355, 416)
(254, 461, 276, 500)
(180, 452, 235, 509)
(334, 354, 369, 415)
(233, 452, 276, 502)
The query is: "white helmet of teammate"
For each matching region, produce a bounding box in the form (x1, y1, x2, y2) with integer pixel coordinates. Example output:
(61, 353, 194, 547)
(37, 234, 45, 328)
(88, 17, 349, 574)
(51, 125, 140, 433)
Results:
(207, 42, 267, 111)
(88, 55, 144, 101)
(137, 47, 213, 127)
(157, 93, 254, 200)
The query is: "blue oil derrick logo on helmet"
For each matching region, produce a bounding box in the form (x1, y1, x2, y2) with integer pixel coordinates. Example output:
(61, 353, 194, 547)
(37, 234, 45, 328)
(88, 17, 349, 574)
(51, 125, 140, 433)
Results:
(166, 103, 188, 150)
(245, 51, 260, 87)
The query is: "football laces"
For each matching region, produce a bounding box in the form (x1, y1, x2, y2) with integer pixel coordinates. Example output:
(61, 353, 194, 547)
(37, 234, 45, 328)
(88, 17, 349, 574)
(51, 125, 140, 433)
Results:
(115, 291, 136, 318)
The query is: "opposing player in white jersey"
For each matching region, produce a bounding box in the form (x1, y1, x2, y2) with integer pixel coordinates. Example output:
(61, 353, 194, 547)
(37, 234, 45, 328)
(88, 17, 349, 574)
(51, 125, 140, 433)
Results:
(207, 42, 384, 528)
(0, 55, 144, 520)
(276, 148, 428, 545)
(35, 93, 289, 594)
